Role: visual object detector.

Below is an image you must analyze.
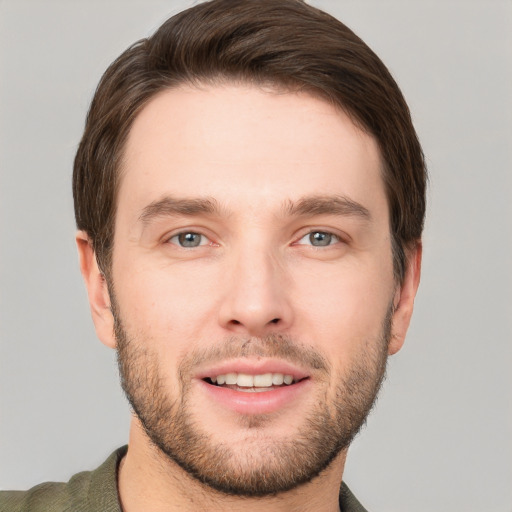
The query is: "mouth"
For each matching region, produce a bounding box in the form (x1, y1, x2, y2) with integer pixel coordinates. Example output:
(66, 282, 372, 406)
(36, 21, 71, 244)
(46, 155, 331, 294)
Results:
(204, 372, 307, 392)
(196, 359, 312, 414)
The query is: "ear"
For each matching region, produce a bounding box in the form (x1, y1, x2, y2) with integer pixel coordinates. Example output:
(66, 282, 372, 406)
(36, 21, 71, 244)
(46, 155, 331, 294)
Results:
(76, 231, 116, 349)
(388, 242, 422, 355)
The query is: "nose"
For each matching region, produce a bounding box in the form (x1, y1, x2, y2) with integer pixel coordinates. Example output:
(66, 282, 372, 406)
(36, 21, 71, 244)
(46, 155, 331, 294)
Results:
(218, 245, 293, 336)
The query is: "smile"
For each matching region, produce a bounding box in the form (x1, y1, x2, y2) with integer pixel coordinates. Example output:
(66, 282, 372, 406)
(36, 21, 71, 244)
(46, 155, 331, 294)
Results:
(206, 372, 298, 391)
(195, 359, 312, 413)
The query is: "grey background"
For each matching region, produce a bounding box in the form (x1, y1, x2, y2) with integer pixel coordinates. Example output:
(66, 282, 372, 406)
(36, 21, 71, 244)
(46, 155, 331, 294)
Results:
(1, 1, 511, 510)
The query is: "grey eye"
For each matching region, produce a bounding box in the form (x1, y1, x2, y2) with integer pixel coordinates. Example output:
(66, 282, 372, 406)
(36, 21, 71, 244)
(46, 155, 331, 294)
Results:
(309, 231, 333, 246)
(171, 232, 205, 247)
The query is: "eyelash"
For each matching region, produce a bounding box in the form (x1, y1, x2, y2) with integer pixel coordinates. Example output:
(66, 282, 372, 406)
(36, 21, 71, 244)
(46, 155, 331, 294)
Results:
(166, 229, 344, 249)
(167, 231, 212, 248)
(295, 231, 342, 247)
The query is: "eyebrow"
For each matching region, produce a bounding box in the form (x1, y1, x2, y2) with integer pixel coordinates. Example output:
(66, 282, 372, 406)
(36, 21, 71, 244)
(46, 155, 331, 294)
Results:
(282, 195, 371, 221)
(139, 194, 371, 224)
(139, 196, 223, 224)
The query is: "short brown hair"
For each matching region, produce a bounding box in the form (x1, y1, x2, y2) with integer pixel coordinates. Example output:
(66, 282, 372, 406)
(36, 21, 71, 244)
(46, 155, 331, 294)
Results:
(73, 0, 426, 282)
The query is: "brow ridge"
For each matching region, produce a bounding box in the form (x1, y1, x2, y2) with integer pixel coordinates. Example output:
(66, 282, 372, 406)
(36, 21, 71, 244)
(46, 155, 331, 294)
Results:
(139, 194, 371, 224)
(139, 196, 221, 224)
(283, 195, 371, 220)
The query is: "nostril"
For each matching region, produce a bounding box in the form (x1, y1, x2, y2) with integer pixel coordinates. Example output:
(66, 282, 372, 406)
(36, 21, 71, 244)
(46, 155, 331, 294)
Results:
(226, 317, 281, 329)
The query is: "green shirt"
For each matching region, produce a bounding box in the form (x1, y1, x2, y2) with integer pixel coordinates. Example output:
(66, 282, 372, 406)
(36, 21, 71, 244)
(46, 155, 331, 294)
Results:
(0, 447, 368, 511)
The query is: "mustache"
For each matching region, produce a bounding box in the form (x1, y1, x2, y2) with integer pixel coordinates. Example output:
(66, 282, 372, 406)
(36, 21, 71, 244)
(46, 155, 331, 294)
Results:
(179, 333, 331, 375)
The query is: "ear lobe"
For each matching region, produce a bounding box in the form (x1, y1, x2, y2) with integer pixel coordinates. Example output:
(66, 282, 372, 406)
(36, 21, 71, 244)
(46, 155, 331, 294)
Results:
(388, 242, 422, 355)
(76, 231, 116, 349)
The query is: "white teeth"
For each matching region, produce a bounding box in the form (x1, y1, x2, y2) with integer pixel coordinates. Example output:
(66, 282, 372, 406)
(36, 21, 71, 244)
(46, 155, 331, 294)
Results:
(283, 375, 293, 385)
(225, 373, 237, 385)
(210, 372, 296, 387)
(237, 373, 254, 387)
(253, 373, 273, 387)
(272, 373, 284, 385)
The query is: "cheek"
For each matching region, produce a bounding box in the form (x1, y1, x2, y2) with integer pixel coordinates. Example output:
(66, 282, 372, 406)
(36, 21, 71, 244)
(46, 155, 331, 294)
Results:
(112, 258, 222, 344)
(291, 257, 394, 354)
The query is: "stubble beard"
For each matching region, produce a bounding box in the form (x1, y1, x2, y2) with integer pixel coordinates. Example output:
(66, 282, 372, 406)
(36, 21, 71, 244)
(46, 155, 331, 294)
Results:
(114, 300, 391, 497)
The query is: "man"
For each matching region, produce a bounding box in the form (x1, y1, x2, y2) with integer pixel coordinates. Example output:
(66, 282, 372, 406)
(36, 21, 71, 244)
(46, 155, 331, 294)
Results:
(0, 0, 425, 510)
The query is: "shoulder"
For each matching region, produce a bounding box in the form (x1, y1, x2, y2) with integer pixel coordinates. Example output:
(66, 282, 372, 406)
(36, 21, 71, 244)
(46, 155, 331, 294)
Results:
(0, 470, 90, 512)
(0, 446, 126, 512)
(339, 481, 370, 512)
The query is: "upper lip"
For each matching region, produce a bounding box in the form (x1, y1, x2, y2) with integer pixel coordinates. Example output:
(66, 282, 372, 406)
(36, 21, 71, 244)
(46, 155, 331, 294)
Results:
(195, 358, 310, 381)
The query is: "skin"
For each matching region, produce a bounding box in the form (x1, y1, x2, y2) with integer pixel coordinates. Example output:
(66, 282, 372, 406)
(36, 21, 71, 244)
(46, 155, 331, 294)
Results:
(77, 84, 421, 512)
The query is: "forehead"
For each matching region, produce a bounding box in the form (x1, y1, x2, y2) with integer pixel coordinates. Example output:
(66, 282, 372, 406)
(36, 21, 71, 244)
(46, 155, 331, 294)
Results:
(118, 83, 386, 219)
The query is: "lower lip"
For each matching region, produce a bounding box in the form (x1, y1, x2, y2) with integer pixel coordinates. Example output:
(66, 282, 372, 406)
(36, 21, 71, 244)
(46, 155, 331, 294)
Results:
(198, 378, 311, 415)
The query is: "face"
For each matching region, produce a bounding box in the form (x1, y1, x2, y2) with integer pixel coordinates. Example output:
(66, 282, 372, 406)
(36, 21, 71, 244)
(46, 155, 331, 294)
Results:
(83, 84, 417, 496)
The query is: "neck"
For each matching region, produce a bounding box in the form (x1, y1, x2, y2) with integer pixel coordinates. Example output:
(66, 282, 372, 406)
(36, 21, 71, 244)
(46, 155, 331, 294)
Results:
(118, 417, 346, 512)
